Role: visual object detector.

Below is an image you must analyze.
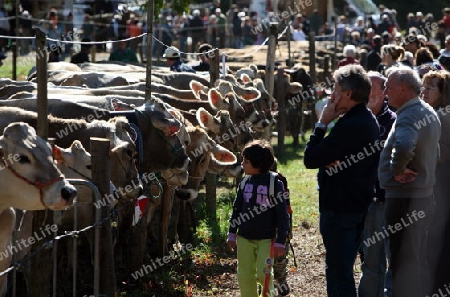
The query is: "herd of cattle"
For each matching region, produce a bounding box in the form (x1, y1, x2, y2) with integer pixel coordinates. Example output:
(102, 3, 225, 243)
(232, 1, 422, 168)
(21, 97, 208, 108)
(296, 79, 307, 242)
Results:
(0, 61, 314, 295)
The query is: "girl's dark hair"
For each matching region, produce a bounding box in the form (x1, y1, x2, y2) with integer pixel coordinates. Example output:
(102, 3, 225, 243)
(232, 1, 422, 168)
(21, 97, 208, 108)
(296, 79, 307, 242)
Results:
(242, 139, 275, 173)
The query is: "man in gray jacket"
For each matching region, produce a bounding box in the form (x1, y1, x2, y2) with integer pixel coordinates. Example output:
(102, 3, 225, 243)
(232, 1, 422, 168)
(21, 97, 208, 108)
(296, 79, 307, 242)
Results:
(379, 67, 440, 297)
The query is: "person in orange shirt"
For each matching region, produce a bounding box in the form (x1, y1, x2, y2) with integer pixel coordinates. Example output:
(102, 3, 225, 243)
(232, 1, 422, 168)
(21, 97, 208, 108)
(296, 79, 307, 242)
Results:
(126, 15, 142, 53)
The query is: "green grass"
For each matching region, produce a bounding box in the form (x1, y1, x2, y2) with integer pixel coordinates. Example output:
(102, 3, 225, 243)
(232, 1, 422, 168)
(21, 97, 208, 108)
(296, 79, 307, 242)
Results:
(0, 55, 36, 81)
(273, 134, 320, 227)
(193, 133, 320, 246)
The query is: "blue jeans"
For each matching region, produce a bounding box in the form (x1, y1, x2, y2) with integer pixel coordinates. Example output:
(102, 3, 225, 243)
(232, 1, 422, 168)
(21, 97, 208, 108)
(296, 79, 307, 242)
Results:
(359, 201, 392, 297)
(320, 211, 366, 297)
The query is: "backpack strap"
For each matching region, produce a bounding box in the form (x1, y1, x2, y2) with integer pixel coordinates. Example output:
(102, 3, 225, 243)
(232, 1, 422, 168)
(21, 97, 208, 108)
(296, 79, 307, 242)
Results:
(239, 175, 251, 192)
(269, 171, 277, 198)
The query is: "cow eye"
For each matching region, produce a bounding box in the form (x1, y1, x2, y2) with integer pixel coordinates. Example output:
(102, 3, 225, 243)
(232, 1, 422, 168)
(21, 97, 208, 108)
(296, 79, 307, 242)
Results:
(86, 165, 92, 170)
(18, 155, 30, 164)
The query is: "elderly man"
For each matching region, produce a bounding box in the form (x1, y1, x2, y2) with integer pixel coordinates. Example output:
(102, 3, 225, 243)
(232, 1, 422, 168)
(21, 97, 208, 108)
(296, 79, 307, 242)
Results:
(304, 65, 380, 297)
(379, 67, 440, 297)
(359, 71, 396, 297)
(337, 45, 360, 68)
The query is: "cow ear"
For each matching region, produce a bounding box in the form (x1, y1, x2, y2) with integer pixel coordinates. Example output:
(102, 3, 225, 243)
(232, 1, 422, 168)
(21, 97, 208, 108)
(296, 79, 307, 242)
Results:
(208, 89, 222, 110)
(211, 146, 237, 164)
(53, 145, 64, 162)
(239, 88, 261, 102)
(240, 73, 252, 83)
(111, 98, 132, 111)
(190, 80, 206, 100)
(196, 107, 212, 126)
(70, 140, 86, 154)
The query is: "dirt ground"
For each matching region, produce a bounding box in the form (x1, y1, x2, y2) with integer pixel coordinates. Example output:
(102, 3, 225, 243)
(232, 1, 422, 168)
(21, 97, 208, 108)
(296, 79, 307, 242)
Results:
(189, 223, 330, 297)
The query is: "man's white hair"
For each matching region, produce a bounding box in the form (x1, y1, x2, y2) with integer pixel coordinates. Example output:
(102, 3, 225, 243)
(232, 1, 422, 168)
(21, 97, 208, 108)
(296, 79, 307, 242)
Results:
(343, 45, 357, 58)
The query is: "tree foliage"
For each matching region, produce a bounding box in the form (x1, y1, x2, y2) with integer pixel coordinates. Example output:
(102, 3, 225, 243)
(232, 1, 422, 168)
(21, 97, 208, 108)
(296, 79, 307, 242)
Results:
(145, 0, 191, 17)
(373, 0, 448, 29)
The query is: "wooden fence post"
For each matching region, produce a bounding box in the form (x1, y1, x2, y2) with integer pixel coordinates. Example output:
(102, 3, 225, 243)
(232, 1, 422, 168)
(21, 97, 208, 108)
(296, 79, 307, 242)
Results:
(36, 28, 48, 140)
(145, 0, 154, 101)
(205, 48, 220, 234)
(28, 27, 52, 297)
(265, 23, 277, 100)
(91, 138, 115, 297)
(309, 31, 319, 129)
(277, 68, 286, 155)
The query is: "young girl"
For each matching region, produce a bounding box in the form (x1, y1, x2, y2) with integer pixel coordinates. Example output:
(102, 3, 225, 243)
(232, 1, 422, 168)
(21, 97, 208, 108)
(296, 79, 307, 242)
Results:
(227, 139, 289, 297)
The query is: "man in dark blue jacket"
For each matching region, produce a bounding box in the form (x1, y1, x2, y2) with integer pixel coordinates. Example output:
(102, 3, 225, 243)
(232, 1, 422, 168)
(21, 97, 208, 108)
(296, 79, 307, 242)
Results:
(304, 64, 380, 297)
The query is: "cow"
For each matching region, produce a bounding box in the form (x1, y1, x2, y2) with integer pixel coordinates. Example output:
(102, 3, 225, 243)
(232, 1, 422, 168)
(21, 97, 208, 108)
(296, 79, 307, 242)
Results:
(0, 99, 190, 173)
(147, 125, 237, 254)
(0, 122, 77, 296)
(152, 72, 210, 90)
(284, 66, 317, 145)
(30, 70, 131, 88)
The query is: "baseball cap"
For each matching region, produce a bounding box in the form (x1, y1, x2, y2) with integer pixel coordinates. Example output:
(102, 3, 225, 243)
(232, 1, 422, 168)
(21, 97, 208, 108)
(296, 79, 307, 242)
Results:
(163, 46, 181, 58)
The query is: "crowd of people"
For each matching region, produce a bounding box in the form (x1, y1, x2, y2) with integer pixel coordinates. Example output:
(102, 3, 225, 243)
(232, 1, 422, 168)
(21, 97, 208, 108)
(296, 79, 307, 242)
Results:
(301, 5, 450, 297)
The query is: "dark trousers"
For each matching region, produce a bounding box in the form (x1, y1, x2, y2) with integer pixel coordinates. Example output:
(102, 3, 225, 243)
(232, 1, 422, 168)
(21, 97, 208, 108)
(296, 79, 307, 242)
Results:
(320, 211, 366, 297)
(385, 195, 435, 297)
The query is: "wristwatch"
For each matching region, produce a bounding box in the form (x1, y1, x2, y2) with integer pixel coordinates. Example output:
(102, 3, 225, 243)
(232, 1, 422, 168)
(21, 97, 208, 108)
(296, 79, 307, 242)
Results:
(315, 122, 327, 130)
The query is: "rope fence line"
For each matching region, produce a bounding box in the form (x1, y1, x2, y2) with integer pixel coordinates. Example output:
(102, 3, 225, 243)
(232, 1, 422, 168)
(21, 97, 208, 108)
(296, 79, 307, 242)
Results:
(0, 20, 337, 57)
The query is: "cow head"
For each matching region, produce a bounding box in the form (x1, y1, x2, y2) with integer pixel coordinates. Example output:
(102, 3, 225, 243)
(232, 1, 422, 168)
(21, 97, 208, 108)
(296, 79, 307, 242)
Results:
(107, 117, 142, 201)
(176, 126, 236, 201)
(0, 122, 77, 210)
(215, 80, 261, 101)
(196, 107, 253, 151)
(53, 140, 91, 179)
(111, 98, 190, 173)
(136, 98, 190, 173)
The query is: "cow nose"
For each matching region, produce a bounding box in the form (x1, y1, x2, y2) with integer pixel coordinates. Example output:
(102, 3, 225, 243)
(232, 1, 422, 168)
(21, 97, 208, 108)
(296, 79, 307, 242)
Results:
(61, 185, 77, 202)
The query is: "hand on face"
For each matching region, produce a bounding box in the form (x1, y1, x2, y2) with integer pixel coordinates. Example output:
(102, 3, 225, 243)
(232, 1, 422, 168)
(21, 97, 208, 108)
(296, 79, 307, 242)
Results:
(320, 96, 347, 125)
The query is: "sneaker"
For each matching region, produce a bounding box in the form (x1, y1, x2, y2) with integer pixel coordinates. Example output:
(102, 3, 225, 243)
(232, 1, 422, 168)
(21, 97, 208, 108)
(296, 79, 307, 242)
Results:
(277, 282, 290, 296)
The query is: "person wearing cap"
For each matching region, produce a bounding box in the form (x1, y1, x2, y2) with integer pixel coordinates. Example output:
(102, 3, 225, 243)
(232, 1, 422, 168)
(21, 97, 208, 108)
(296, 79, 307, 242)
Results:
(109, 38, 138, 63)
(193, 43, 212, 72)
(163, 46, 195, 73)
